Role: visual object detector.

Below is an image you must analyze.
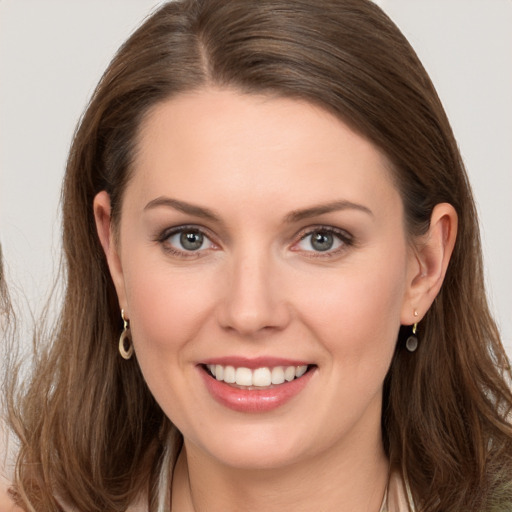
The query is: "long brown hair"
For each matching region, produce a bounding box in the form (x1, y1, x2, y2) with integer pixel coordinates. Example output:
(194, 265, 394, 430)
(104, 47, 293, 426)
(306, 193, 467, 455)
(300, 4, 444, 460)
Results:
(8, 1, 512, 510)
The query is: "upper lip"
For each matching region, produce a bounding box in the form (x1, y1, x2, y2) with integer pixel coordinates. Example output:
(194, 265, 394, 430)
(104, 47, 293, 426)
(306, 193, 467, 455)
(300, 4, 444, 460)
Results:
(199, 356, 312, 369)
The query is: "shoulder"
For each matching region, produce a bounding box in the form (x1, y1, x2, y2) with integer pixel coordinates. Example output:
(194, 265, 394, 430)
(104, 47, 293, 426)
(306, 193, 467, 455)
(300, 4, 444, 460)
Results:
(385, 470, 416, 512)
(0, 460, 23, 512)
(0, 488, 24, 512)
(126, 493, 150, 512)
(0, 421, 23, 511)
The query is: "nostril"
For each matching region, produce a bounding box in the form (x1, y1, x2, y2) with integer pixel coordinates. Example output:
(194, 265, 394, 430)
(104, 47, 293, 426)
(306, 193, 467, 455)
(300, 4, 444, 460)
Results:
(216, 297, 292, 336)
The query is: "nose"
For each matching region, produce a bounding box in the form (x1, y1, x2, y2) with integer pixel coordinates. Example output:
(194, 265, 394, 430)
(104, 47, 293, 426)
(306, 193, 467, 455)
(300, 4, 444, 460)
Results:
(216, 249, 291, 337)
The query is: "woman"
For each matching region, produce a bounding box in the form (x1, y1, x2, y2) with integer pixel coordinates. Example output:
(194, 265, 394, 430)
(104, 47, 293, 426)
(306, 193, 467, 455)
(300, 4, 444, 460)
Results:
(4, 0, 512, 510)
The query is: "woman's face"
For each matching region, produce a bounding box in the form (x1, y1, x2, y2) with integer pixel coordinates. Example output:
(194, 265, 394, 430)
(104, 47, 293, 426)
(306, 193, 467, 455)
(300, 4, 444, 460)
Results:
(101, 89, 419, 470)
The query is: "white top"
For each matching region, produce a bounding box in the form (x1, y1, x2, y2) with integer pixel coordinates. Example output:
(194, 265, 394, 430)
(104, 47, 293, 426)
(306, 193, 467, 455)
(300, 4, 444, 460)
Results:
(57, 470, 417, 511)
(380, 471, 416, 512)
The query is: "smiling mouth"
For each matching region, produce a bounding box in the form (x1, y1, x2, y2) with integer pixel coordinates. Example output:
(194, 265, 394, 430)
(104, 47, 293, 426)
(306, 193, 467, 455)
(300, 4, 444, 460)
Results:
(203, 364, 314, 389)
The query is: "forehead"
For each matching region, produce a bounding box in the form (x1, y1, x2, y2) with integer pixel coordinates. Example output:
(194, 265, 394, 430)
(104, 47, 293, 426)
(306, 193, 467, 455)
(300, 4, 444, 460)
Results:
(128, 88, 400, 219)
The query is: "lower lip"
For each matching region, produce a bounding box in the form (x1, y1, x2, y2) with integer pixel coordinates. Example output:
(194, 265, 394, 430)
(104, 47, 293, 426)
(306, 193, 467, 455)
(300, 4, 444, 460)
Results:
(199, 366, 316, 413)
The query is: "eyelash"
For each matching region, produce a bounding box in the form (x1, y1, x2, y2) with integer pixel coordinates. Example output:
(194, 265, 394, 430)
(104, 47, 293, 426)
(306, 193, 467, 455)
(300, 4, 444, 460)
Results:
(156, 225, 217, 258)
(155, 225, 354, 259)
(292, 226, 354, 258)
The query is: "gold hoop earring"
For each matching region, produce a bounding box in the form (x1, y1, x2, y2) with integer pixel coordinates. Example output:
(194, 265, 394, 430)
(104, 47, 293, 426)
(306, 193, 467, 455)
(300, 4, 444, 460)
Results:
(406, 322, 419, 352)
(119, 309, 134, 360)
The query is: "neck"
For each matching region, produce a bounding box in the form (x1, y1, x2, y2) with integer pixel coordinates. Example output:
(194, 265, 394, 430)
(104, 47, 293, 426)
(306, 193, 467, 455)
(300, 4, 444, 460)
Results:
(171, 429, 388, 512)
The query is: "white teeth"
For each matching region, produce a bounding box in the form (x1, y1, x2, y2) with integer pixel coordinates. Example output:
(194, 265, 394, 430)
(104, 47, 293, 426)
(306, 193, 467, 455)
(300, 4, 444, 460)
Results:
(223, 365, 236, 383)
(295, 365, 307, 378)
(235, 367, 253, 386)
(252, 367, 272, 387)
(284, 366, 296, 382)
(271, 366, 285, 385)
(207, 364, 310, 387)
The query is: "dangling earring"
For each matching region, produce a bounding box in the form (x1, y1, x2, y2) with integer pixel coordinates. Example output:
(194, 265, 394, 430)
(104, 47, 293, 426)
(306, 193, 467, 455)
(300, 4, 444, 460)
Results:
(119, 309, 134, 360)
(406, 322, 419, 352)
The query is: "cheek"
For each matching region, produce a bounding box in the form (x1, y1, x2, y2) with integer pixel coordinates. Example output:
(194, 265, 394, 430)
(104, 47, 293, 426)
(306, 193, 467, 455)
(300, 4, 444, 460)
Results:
(295, 246, 408, 363)
(122, 261, 217, 360)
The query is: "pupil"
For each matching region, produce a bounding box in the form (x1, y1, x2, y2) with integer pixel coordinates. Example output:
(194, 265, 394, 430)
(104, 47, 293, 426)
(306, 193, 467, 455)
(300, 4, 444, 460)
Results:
(180, 231, 203, 250)
(311, 232, 333, 251)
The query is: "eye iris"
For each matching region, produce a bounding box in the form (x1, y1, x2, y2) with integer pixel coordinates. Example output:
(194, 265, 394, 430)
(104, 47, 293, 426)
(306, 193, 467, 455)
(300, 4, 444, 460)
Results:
(180, 231, 203, 250)
(311, 231, 333, 251)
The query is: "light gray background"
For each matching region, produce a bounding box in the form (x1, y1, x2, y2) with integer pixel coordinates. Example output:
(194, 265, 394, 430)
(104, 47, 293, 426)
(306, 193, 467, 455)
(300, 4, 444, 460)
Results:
(1, 0, 511, 354)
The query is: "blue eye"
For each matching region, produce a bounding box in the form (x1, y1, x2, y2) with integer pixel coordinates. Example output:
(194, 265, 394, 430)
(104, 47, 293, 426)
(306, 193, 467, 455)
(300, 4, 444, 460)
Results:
(163, 227, 215, 253)
(296, 228, 349, 253)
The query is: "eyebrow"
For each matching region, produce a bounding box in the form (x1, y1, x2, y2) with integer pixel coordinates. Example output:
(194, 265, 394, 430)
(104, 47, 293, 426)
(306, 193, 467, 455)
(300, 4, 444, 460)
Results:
(144, 196, 221, 223)
(144, 196, 373, 224)
(284, 200, 373, 223)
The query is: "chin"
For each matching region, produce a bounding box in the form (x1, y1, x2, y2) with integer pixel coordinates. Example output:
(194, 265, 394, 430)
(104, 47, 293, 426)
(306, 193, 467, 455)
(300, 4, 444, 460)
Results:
(184, 420, 331, 471)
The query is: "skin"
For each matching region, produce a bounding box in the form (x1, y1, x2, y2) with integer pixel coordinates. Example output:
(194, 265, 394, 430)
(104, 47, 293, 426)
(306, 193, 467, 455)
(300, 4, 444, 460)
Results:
(0, 426, 23, 512)
(95, 88, 457, 511)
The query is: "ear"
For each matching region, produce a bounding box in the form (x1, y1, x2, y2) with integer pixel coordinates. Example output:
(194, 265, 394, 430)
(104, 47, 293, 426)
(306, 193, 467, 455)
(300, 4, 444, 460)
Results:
(93, 191, 128, 311)
(401, 203, 458, 325)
